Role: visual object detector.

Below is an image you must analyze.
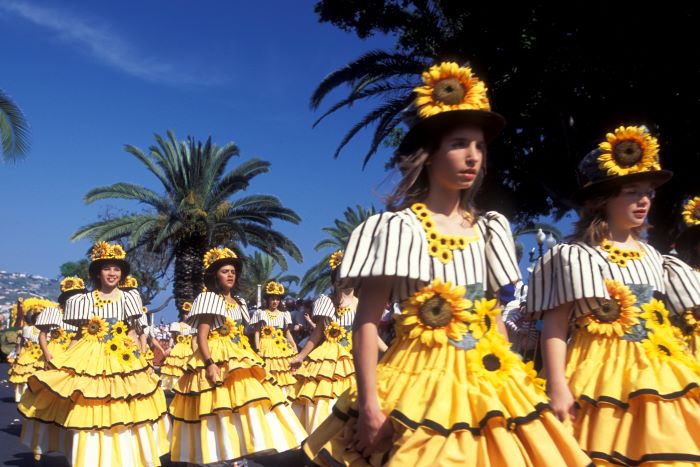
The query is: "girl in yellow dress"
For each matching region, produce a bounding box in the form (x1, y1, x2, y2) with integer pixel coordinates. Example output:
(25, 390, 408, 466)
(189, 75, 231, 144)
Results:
(251, 281, 299, 397)
(304, 61, 591, 467)
(673, 196, 700, 361)
(18, 241, 170, 466)
(36, 278, 82, 368)
(528, 126, 700, 465)
(169, 247, 306, 464)
(160, 319, 193, 391)
(9, 298, 51, 402)
(118, 276, 167, 366)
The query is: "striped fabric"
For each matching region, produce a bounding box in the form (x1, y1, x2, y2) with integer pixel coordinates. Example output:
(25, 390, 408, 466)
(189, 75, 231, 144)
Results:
(186, 292, 250, 330)
(338, 209, 521, 303)
(250, 309, 292, 330)
(63, 290, 144, 326)
(35, 307, 78, 332)
(312, 294, 356, 327)
(527, 242, 700, 319)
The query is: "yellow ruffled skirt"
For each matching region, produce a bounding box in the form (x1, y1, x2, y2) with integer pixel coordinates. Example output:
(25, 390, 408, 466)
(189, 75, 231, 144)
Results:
(17, 336, 171, 467)
(169, 334, 307, 464)
(304, 333, 591, 467)
(259, 334, 298, 397)
(566, 329, 700, 465)
(160, 341, 192, 391)
(9, 344, 43, 402)
(294, 340, 355, 432)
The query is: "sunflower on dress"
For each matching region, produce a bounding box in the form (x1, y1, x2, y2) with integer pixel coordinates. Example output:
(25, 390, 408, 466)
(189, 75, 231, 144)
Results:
(160, 321, 193, 391)
(9, 324, 43, 402)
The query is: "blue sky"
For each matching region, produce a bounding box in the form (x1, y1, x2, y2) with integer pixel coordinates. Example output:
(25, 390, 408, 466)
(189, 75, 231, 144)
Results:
(0, 1, 570, 322)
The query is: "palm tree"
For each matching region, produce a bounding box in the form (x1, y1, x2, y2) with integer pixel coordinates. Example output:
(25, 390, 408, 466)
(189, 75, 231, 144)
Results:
(0, 89, 30, 161)
(311, 51, 427, 167)
(72, 130, 302, 311)
(237, 251, 300, 307)
(298, 204, 377, 297)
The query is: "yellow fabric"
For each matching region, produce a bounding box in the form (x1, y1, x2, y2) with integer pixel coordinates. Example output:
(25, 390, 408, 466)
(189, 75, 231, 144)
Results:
(305, 334, 590, 466)
(169, 332, 307, 462)
(258, 335, 297, 393)
(47, 339, 68, 359)
(9, 345, 40, 384)
(688, 331, 700, 363)
(565, 329, 700, 464)
(160, 341, 192, 378)
(47, 338, 152, 377)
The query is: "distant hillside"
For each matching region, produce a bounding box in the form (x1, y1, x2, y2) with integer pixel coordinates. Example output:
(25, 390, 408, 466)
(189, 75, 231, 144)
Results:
(0, 271, 59, 323)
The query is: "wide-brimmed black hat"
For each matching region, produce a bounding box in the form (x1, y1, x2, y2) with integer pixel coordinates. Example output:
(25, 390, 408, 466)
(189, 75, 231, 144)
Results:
(396, 61, 506, 156)
(57, 276, 88, 306)
(264, 281, 285, 297)
(88, 242, 131, 278)
(202, 247, 243, 291)
(574, 125, 672, 203)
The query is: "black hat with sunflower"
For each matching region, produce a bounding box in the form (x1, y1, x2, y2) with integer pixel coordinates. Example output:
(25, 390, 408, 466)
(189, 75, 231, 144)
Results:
(264, 281, 285, 298)
(58, 276, 88, 307)
(676, 196, 700, 255)
(397, 61, 506, 156)
(88, 241, 131, 279)
(574, 125, 672, 203)
(202, 247, 243, 291)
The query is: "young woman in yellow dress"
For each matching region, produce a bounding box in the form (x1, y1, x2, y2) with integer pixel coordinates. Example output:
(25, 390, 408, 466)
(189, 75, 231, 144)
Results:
(169, 247, 306, 464)
(118, 276, 166, 366)
(291, 250, 388, 432)
(304, 61, 591, 467)
(160, 319, 193, 391)
(672, 196, 700, 361)
(251, 281, 299, 397)
(35, 277, 82, 368)
(528, 126, 700, 465)
(18, 241, 170, 466)
(9, 298, 52, 402)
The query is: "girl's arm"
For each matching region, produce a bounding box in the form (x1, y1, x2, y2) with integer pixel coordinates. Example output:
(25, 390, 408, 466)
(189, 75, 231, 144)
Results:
(542, 303, 576, 422)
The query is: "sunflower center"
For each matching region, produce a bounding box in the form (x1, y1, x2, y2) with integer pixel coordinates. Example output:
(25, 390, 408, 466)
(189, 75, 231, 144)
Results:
(51, 330, 60, 339)
(432, 78, 466, 105)
(88, 323, 100, 334)
(482, 354, 501, 371)
(329, 328, 341, 338)
(418, 296, 454, 328)
(657, 344, 671, 356)
(613, 140, 643, 167)
(484, 315, 492, 331)
(692, 306, 700, 321)
(593, 300, 621, 323)
(122, 353, 130, 361)
(653, 311, 666, 326)
(110, 343, 118, 351)
(693, 206, 700, 220)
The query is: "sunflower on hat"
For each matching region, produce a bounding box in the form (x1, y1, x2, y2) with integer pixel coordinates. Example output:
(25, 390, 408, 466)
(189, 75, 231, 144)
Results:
(597, 126, 661, 177)
(682, 197, 700, 227)
(265, 281, 285, 296)
(414, 62, 491, 118)
(61, 277, 85, 293)
(329, 250, 344, 271)
(203, 247, 239, 269)
(119, 275, 139, 289)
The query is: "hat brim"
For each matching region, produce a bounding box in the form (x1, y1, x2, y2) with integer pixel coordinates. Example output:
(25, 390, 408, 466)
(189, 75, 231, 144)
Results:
(676, 225, 700, 253)
(203, 257, 243, 290)
(89, 258, 131, 279)
(397, 109, 506, 155)
(573, 170, 673, 204)
(58, 288, 86, 306)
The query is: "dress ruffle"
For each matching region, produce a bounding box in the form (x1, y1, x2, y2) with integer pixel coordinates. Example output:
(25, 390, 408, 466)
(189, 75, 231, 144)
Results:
(258, 335, 297, 395)
(160, 341, 192, 390)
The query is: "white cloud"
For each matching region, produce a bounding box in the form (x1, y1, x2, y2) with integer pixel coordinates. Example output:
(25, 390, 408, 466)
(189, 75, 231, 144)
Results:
(0, 0, 224, 86)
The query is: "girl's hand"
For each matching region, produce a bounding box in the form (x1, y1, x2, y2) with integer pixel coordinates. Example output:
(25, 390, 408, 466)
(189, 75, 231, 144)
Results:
(353, 406, 393, 457)
(548, 381, 577, 422)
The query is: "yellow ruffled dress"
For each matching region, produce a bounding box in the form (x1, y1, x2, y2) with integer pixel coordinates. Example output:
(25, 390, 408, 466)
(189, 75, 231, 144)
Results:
(294, 295, 356, 432)
(9, 326, 43, 402)
(160, 322, 193, 391)
(18, 290, 170, 466)
(305, 207, 591, 466)
(674, 269, 700, 362)
(36, 306, 78, 363)
(169, 292, 306, 464)
(253, 308, 298, 397)
(529, 242, 700, 465)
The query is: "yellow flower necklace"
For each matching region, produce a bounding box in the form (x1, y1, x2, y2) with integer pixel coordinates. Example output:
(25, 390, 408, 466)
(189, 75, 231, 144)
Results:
(266, 309, 281, 321)
(411, 203, 479, 264)
(93, 290, 120, 308)
(600, 239, 645, 267)
(336, 306, 351, 317)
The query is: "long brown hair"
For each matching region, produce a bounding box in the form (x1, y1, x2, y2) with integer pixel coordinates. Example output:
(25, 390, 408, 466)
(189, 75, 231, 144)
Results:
(569, 187, 648, 245)
(386, 122, 486, 221)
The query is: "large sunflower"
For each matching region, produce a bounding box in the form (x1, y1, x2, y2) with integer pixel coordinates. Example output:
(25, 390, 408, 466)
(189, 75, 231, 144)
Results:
(261, 325, 276, 339)
(325, 322, 346, 343)
(50, 328, 66, 341)
(176, 335, 186, 344)
(640, 299, 672, 332)
(466, 335, 516, 388)
(581, 280, 639, 337)
(105, 337, 124, 356)
(111, 321, 128, 339)
(83, 315, 108, 341)
(217, 318, 237, 338)
(414, 62, 491, 118)
(468, 298, 500, 339)
(397, 279, 473, 347)
(682, 197, 700, 227)
(119, 349, 135, 366)
(31, 344, 43, 360)
(597, 126, 660, 176)
(641, 331, 685, 363)
(143, 349, 155, 361)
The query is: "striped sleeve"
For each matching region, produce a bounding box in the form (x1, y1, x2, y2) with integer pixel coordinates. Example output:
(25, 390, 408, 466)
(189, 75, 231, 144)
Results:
(122, 290, 144, 320)
(186, 292, 227, 329)
(63, 293, 91, 326)
(338, 211, 428, 301)
(169, 322, 181, 333)
(236, 297, 250, 323)
(526, 243, 609, 318)
(662, 255, 700, 316)
(35, 307, 62, 331)
(313, 294, 335, 318)
(284, 311, 292, 326)
(249, 308, 264, 325)
(481, 212, 521, 293)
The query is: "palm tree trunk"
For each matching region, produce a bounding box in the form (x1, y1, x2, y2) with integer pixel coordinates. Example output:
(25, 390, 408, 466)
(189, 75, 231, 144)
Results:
(174, 234, 207, 321)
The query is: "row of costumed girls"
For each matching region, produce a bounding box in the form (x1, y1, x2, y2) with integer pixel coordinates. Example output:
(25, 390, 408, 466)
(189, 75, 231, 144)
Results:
(11, 60, 700, 467)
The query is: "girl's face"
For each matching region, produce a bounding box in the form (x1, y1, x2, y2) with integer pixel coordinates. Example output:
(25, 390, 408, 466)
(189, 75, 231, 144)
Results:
(426, 125, 485, 192)
(605, 181, 654, 230)
(99, 265, 122, 289)
(269, 297, 281, 310)
(216, 265, 237, 291)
